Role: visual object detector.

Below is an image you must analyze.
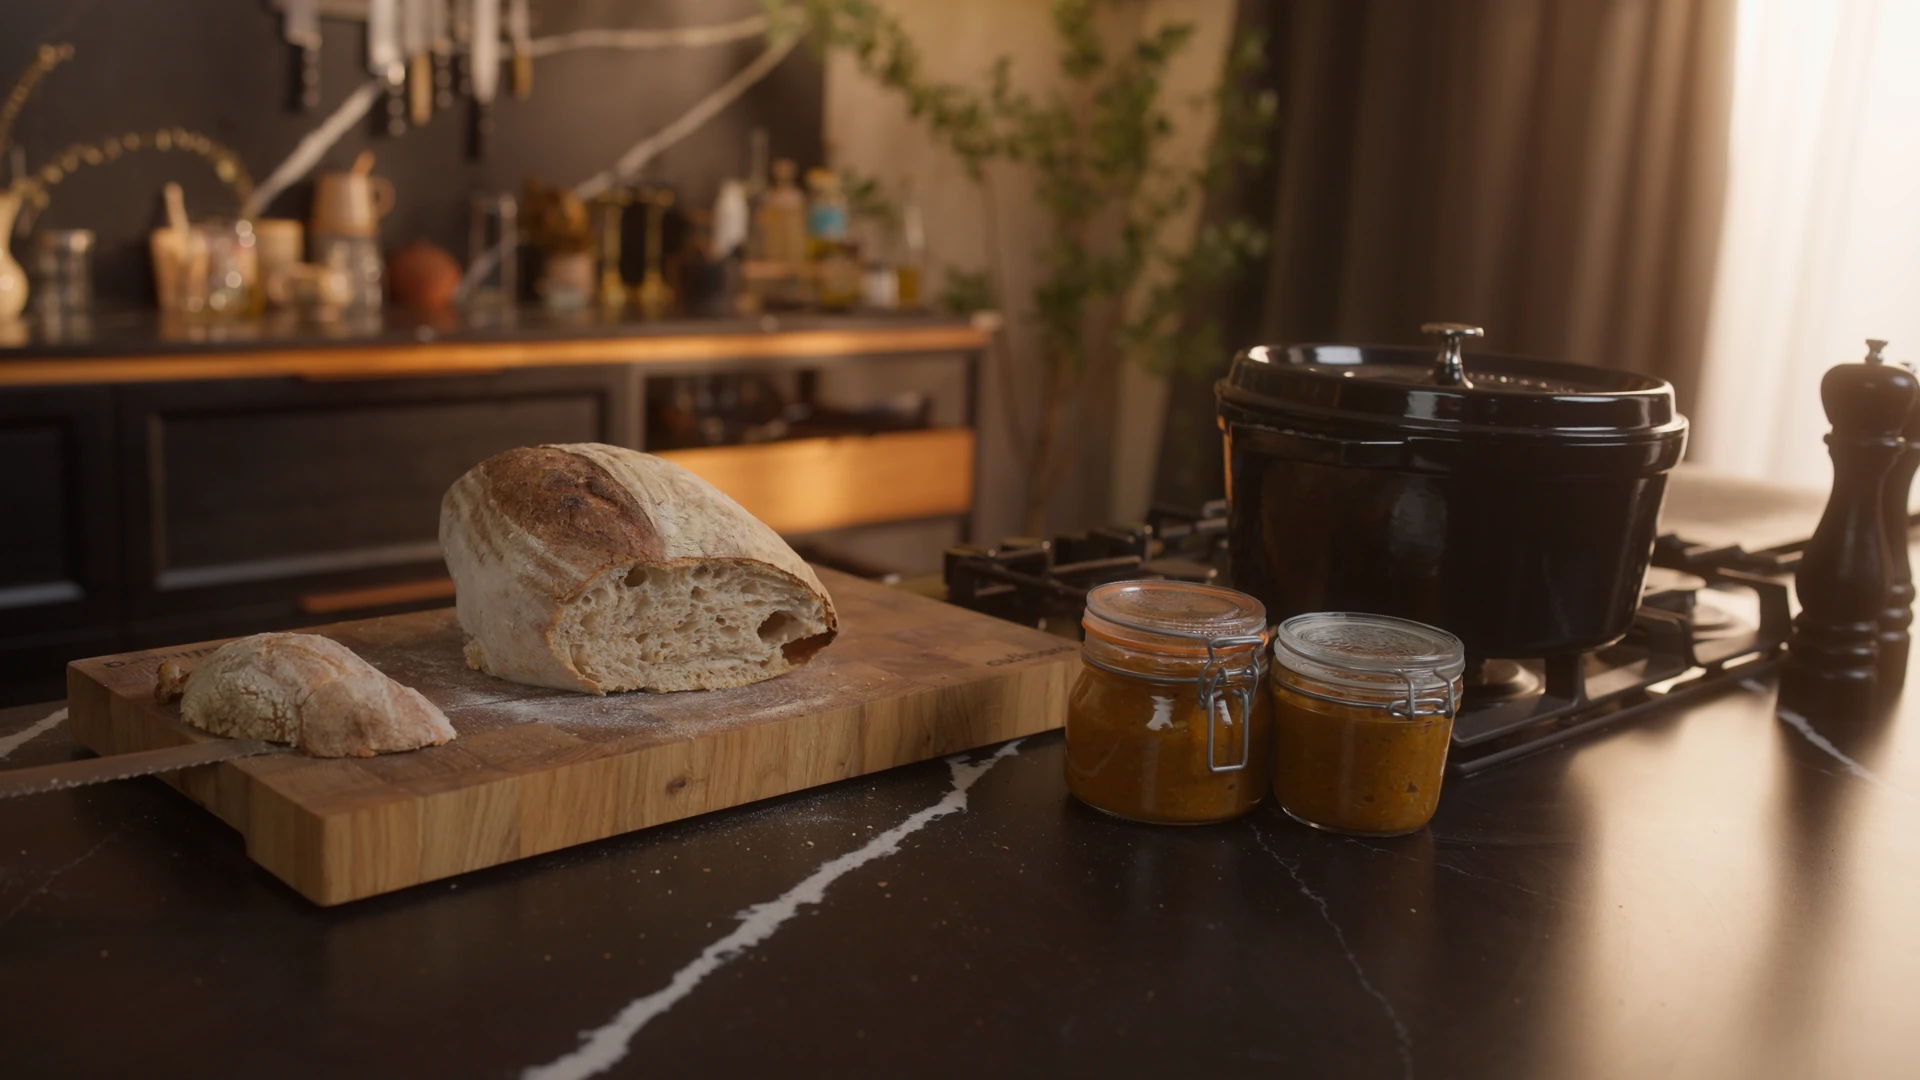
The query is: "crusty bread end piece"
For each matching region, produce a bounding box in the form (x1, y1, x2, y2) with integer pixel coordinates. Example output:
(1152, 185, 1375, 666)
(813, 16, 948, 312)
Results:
(180, 633, 456, 758)
(440, 443, 837, 694)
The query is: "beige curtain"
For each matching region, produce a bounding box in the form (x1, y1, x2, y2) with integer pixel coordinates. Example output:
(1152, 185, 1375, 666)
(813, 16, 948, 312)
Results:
(1259, 0, 1736, 411)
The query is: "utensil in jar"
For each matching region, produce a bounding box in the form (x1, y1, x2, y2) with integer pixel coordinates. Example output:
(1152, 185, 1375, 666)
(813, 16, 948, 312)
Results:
(464, 190, 519, 305)
(311, 153, 395, 238)
(148, 183, 193, 310)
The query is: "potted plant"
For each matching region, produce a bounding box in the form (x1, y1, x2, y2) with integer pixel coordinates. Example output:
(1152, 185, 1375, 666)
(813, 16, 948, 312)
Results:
(785, 0, 1275, 531)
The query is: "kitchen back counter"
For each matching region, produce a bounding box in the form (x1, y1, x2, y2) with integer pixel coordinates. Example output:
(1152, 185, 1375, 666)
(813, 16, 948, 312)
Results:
(0, 312, 989, 704)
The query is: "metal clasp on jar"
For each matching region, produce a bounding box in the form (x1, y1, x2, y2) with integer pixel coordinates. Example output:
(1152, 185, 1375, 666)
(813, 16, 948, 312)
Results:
(1387, 668, 1459, 719)
(1080, 629, 1269, 774)
(1284, 669, 1460, 720)
(1196, 633, 1269, 773)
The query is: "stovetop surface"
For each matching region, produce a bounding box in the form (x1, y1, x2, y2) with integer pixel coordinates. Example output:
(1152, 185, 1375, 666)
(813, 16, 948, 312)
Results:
(939, 496, 1795, 774)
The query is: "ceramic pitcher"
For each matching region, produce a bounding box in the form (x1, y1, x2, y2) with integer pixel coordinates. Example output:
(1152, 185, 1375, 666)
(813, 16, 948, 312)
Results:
(0, 190, 25, 320)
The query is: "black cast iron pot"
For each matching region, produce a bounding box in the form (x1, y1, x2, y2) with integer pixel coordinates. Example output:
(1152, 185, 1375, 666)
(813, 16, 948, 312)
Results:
(1215, 327, 1689, 660)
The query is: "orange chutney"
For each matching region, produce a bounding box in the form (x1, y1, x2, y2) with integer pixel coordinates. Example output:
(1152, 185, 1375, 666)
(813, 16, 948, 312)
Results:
(1268, 612, 1465, 837)
(1064, 581, 1271, 825)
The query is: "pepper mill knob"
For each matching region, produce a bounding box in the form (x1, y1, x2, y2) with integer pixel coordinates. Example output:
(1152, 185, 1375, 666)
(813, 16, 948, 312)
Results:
(1874, 339, 1920, 681)
(1421, 322, 1482, 388)
(1790, 343, 1919, 680)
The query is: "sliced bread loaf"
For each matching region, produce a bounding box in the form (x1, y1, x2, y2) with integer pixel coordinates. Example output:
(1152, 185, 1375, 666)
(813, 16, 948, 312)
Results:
(440, 443, 838, 693)
(181, 632, 457, 757)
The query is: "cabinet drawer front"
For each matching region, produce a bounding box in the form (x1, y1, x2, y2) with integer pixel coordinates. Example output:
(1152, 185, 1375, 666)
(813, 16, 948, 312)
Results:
(659, 428, 975, 535)
(0, 387, 115, 636)
(121, 369, 634, 615)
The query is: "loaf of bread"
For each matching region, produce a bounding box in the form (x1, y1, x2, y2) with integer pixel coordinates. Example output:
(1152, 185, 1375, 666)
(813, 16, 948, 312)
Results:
(180, 633, 457, 757)
(440, 443, 838, 694)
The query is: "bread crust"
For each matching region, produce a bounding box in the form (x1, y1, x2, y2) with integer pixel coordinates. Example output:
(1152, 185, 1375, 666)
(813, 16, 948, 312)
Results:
(441, 443, 838, 693)
(180, 633, 457, 758)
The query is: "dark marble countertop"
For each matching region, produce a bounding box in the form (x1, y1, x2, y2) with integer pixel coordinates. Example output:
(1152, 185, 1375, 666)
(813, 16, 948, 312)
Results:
(5, 483, 1918, 1078)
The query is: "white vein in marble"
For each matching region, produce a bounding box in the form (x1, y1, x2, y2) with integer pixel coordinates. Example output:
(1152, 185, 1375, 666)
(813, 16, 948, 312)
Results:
(0, 707, 66, 761)
(521, 739, 1027, 1080)
(1776, 706, 1915, 801)
(1253, 821, 1414, 1080)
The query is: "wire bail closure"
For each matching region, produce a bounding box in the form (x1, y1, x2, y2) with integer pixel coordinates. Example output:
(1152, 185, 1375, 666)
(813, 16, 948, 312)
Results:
(1082, 619, 1268, 775)
(1281, 667, 1459, 719)
(1386, 668, 1459, 719)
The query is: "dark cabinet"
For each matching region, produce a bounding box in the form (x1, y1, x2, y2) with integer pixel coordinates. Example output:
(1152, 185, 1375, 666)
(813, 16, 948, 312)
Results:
(119, 368, 633, 625)
(0, 367, 635, 705)
(0, 327, 979, 706)
(0, 387, 118, 689)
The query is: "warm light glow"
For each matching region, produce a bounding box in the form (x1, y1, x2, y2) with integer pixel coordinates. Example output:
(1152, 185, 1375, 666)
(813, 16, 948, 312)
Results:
(1694, 0, 1920, 489)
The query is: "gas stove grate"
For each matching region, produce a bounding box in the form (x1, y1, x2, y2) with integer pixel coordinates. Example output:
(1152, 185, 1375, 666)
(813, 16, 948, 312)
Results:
(940, 507, 1795, 775)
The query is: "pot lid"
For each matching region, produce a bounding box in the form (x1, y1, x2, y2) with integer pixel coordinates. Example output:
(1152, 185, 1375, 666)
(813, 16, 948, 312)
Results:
(1219, 323, 1685, 439)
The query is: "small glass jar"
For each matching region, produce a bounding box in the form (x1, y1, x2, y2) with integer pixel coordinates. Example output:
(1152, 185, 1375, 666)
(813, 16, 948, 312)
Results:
(1065, 580, 1272, 825)
(1270, 612, 1466, 836)
(31, 228, 93, 312)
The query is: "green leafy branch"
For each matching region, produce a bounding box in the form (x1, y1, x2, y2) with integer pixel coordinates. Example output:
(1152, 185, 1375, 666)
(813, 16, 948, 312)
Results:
(783, 0, 1274, 527)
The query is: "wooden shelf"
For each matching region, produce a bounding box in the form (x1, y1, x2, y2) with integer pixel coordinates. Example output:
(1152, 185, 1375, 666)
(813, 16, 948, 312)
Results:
(0, 323, 990, 387)
(658, 428, 976, 535)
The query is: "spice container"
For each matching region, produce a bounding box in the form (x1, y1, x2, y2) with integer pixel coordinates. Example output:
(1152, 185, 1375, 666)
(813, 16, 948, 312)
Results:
(1065, 581, 1271, 825)
(31, 228, 93, 312)
(1270, 613, 1465, 836)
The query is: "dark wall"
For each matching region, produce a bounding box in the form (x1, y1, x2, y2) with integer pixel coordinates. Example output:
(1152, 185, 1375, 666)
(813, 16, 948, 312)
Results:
(0, 0, 822, 306)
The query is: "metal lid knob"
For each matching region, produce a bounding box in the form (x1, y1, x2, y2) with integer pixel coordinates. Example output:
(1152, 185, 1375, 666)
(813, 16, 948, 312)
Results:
(1422, 322, 1484, 388)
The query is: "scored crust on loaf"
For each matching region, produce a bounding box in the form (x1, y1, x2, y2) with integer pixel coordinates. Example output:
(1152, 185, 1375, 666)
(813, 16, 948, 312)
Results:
(440, 443, 838, 694)
(180, 632, 457, 758)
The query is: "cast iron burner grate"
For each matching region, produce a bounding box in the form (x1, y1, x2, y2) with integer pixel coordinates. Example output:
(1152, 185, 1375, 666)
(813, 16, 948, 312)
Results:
(940, 507, 1797, 775)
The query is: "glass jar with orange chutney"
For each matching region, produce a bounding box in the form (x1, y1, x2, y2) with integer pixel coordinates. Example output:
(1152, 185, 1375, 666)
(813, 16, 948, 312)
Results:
(1065, 581, 1271, 825)
(1269, 613, 1466, 836)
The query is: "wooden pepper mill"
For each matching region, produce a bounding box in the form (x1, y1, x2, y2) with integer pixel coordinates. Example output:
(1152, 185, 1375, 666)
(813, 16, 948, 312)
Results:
(1788, 341, 1918, 680)
(1877, 339, 1920, 681)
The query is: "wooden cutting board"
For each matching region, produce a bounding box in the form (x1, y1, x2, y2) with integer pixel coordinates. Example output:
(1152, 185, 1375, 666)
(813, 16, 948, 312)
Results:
(65, 569, 1076, 906)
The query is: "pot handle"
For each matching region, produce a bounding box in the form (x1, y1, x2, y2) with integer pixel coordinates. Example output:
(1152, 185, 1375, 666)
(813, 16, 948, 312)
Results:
(1422, 322, 1483, 388)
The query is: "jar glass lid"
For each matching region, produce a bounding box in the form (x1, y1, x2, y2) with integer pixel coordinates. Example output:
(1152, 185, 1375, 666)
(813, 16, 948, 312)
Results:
(1273, 612, 1466, 695)
(1084, 580, 1266, 655)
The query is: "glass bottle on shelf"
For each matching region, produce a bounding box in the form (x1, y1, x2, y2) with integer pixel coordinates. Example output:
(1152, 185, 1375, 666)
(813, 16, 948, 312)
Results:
(753, 159, 809, 308)
(895, 176, 926, 309)
(806, 168, 858, 310)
